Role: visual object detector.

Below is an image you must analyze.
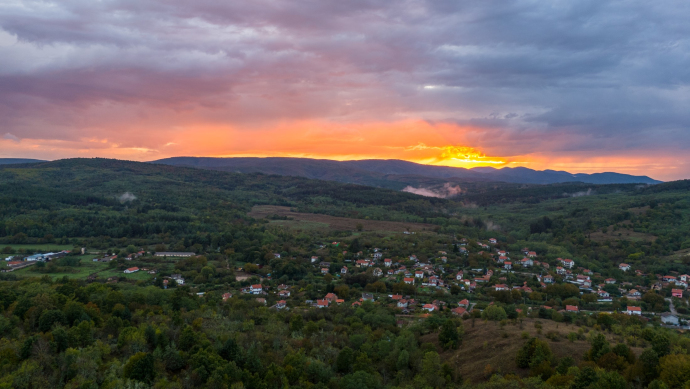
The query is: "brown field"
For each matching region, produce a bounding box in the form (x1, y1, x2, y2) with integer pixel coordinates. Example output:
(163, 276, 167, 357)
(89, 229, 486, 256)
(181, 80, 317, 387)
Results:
(426, 318, 640, 383)
(248, 205, 437, 232)
(590, 222, 657, 243)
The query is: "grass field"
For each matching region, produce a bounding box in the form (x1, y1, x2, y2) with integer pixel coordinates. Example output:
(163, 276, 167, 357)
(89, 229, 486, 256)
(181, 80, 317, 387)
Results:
(249, 205, 437, 232)
(428, 317, 641, 383)
(9, 255, 108, 280)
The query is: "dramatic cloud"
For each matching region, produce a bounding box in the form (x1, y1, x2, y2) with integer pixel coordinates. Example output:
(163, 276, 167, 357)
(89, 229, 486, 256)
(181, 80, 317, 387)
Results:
(1, 0, 689, 179)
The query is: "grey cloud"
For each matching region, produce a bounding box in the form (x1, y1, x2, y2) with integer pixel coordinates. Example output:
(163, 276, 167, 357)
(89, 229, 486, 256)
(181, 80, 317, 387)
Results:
(1, 0, 690, 152)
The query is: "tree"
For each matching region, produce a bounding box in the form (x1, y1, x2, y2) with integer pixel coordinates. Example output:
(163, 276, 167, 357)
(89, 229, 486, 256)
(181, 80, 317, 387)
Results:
(336, 347, 354, 373)
(38, 310, 66, 332)
(516, 338, 552, 369)
(439, 319, 462, 350)
(482, 305, 507, 321)
(419, 351, 444, 388)
(587, 333, 611, 362)
(659, 354, 690, 389)
(123, 352, 155, 383)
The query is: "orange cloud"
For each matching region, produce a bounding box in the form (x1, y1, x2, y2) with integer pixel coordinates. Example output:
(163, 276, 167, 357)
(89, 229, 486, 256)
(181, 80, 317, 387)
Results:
(0, 119, 680, 180)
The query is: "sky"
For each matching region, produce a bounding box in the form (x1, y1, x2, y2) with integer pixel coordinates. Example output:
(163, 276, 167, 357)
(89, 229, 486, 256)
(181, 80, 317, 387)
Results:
(1, 1, 690, 180)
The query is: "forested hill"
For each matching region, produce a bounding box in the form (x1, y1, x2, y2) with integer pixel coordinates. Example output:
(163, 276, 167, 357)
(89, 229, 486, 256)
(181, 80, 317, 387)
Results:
(0, 158, 448, 241)
(152, 156, 661, 186)
(0, 158, 45, 165)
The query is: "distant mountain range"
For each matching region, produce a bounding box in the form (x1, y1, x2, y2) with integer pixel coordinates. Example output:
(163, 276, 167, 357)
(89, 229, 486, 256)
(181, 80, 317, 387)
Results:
(0, 158, 46, 165)
(151, 157, 661, 190)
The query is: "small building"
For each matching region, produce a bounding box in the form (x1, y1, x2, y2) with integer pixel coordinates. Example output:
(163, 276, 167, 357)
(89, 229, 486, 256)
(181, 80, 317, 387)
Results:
(321, 268, 329, 275)
(403, 277, 414, 284)
(276, 300, 287, 309)
(544, 275, 554, 283)
(324, 293, 338, 302)
(456, 271, 464, 280)
(361, 293, 374, 302)
(494, 284, 509, 291)
(154, 252, 195, 257)
(384, 259, 392, 267)
(451, 307, 467, 316)
(560, 258, 575, 269)
(373, 268, 383, 277)
(250, 284, 263, 294)
(316, 299, 329, 308)
(124, 267, 139, 274)
(605, 278, 616, 284)
(422, 304, 438, 312)
(341, 266, 348, 274)
(504, 262, 512, 270)
(489, 238, 497, 244)
(565, 305, 579, 313)
(458, 299, 469, 308)
(672, 289, 684, 298)
(311, 256, 319, 263)
(222, 293, 232, 301)
(626, 306, 642, 316)
(661, 312, 679, 325)
(619, 263, 631, 271)
(279, 290, 291, 298)
(415, 271, 424, 279)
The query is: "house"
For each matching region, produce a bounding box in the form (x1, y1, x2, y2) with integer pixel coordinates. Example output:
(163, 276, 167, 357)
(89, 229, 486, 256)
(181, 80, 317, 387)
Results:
(321, 268, 329, 275)
(390, 294, 403, 300)
(489, 238, 497, 244)
(661, 312, 679, 325)
(544, 275, 554, 283)
(556, 266, 566, 275)
(565, 305, 579, 313)
(597, 290, 610, 298)
(250, 284, 263, 294)
(325, 293, 338, 302)
(504, 262, 512, 270)
(273, 253, 281, 259)
(456, 271, 464, 280)
(170, 274, 185, 285)
(663, 275, 677, 283)
(625, 306, 642, 316)
(672, 289, 684, 298)
(681, 274, 690, 283)
(605, 278, 616, 284)
(576, 275, 590, 284)
(459, 247, 468, 254)
(336, 299, 344, 305)
(373, 252, 383, 260)
(497, 256, 508, 263)
(497, 250, 507, 256)
(521, 258, 533, 267)
(559, 258, 575, 269)
(451, 307, 467, 316)
(316, 299, 329, 308)
(409, 255, 418, 261)
(356, 260, 371, 268)
(373, 268, 383, 277)
(341, 266, 348, 274)
(619, 263, 631, 272)
(415, 271, 424, 279)
(527, 251, 537, 258)
(278, 290, 291, 298)
(277, 284, 289, 290)
(494, 284, 509, 291)
(154, 251, 196, 257)
(222, 293, 232, 301)
(404, 277, 414, 284)
(397, 300, 408, 308)
(361, 293, 374, 302)
(422, 304, 438, 312)
(276, 300, 287, 309)
(311, 256, 319, 263)
(384, 259, 392, 267)
(628, 289, 641, 298)
(124, 267, 139, 274)
(582, 269, 593, 275)
(440, 256, 447, 263)
(458, 299, 469, 308)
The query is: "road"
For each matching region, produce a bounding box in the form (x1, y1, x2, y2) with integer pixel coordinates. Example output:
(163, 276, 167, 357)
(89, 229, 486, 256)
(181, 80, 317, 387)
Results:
(665, 297, 678, 315)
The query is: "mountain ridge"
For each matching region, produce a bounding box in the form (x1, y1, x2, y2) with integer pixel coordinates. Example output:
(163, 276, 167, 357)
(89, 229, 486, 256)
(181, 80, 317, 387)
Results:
(151, 156, 661, 186)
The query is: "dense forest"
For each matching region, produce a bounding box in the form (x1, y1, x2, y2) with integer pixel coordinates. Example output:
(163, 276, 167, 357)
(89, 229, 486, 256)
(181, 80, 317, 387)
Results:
(2, 159, 690, 388)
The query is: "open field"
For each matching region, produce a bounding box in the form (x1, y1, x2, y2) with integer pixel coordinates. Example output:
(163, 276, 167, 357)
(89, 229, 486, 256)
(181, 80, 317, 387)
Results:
(9, 255, 105, 279)
(432, 318, 642, 383)
(590, 222, 657, 243)
(248, 205, 437, 232)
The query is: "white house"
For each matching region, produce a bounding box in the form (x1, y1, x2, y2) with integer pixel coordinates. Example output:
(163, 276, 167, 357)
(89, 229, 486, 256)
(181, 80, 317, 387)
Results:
(559, 258, 575, 269)
(250, 284, 263, 294)
(619, 263, 631, 271)
(625, 306, 641, 315)
(124, 267, 139, 274)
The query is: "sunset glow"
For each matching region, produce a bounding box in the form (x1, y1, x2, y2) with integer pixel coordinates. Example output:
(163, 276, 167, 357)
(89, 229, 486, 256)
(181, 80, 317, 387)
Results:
(1, 1, 689, 180)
